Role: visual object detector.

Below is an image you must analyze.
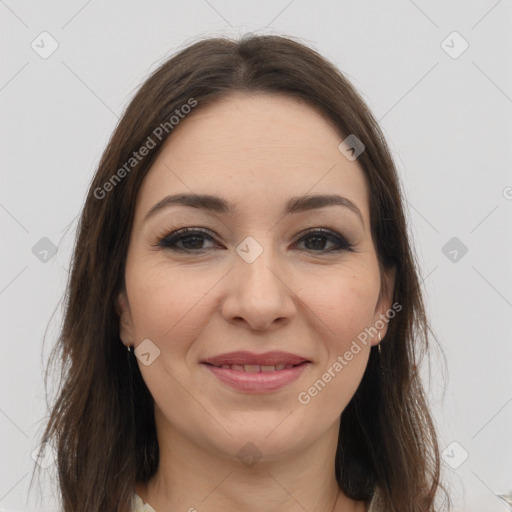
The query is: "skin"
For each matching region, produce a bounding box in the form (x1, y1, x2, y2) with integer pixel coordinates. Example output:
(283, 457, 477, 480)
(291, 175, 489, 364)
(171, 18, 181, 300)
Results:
(117, 92, 396, 512)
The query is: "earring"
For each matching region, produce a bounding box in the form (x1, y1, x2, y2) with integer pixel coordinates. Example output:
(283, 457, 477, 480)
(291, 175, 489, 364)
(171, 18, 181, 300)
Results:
(377, 330, 382, 354)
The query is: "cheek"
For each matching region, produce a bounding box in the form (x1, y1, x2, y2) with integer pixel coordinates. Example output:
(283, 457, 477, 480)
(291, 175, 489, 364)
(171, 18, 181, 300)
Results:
(125, 263, 219, 405)
(126, 261, 221, 343)
(300, 268, 378, 349)
(295, 276, 375, 418)
(293, 270, 377, 411)
(298, 347, 370, 430)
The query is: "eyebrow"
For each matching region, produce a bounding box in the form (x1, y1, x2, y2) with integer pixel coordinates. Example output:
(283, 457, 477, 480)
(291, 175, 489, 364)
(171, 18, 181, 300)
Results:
(144, 193, 364, 226)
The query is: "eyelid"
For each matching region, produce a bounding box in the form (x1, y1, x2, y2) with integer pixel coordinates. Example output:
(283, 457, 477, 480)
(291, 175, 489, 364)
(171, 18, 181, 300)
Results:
(295, 227, 355, 252)
(151, 227, 214, 248)
(153, 226, 355, 253)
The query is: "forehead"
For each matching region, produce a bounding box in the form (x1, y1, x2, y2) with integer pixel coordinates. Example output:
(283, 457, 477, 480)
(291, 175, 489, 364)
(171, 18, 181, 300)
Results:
(135, 92, 370, 223)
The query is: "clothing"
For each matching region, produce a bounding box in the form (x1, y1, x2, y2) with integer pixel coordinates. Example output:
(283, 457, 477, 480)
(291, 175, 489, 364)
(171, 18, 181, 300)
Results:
(132, 493, 157, 512)
(131, 491, 378, 511)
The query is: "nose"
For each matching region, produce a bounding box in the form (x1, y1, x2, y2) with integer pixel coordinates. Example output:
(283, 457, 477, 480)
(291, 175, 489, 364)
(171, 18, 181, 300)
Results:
(220, 242, 297, 332)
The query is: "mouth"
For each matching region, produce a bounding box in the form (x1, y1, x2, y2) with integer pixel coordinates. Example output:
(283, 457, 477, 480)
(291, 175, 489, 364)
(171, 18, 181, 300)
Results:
(201, 350, 310, 367)
(200, 351, 311, 393)
(203, 362, 305, 372)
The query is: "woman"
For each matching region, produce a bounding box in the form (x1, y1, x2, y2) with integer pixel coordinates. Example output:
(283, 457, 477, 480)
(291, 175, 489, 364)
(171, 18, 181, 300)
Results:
(33, 34, 449, 512)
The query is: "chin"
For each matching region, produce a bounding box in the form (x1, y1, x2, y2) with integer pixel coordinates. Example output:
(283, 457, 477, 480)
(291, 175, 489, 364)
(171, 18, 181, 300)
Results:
(200, 416, 312, 464)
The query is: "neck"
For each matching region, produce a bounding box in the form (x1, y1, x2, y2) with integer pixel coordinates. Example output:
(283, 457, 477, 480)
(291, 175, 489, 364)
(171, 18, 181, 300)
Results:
(135, 409, 366, 512)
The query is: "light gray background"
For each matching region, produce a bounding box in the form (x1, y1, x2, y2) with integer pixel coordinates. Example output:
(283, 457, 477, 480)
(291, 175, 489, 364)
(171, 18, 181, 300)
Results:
(1, 1, 511, 511)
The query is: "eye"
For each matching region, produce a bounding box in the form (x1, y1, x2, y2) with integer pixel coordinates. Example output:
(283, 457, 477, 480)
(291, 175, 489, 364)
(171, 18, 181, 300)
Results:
(154, 227, 354, 253)
(155, 228, 218, 252)
(294, 228, 354, 253)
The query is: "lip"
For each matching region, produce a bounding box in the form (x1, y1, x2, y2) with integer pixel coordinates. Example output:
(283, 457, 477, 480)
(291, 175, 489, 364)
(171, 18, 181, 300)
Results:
(201, 351, 311, 393)
(203, 362, 309, 392)
(201, 350, 309, 367)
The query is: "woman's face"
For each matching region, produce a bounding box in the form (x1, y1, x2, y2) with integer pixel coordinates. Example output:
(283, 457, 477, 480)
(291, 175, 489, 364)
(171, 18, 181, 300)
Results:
(117, 92, 395, 462)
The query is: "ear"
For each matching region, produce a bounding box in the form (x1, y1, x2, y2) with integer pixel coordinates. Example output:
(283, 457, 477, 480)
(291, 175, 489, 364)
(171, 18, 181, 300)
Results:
(370, 264, 397, 347)
(116, 290, 135, 348)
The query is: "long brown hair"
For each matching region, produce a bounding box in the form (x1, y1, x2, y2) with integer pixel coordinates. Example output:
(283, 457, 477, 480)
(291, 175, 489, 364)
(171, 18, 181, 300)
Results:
(32, 34, 449, 512)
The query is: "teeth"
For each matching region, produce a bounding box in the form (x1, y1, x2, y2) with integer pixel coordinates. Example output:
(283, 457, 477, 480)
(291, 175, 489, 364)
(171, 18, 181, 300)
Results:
(214, 363, 297, 372)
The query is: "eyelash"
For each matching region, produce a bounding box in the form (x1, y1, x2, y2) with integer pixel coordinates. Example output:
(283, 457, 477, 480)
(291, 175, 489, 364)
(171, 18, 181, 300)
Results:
(153, 227, 355, 254)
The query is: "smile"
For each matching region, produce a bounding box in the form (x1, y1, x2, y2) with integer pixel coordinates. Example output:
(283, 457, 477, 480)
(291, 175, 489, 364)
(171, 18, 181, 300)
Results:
(206, 363, 302, 372)
(202, 359, 310, 393)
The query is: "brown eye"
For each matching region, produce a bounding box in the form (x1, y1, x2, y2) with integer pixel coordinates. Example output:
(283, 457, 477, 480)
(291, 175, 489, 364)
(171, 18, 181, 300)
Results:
(157, 228, 219, 252)
(155, 227, 354, 254)
(294, 229, 354, 253)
